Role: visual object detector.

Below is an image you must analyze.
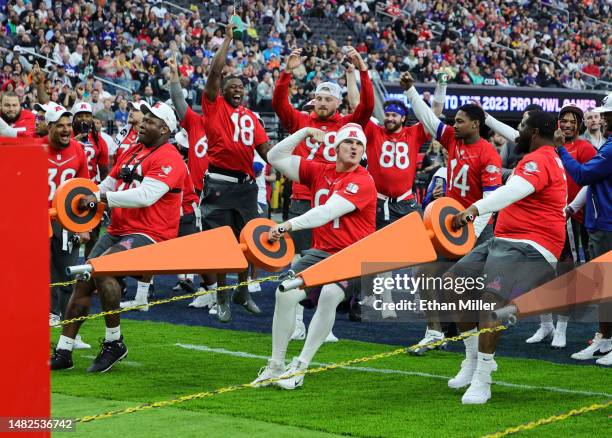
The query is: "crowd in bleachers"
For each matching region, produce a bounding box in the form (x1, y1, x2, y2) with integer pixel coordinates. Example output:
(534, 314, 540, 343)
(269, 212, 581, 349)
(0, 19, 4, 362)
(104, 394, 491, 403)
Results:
(1, 0, 610, 131)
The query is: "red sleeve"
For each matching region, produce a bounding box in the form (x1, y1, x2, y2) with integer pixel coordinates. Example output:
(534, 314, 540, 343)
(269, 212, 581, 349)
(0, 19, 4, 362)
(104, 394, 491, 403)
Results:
(480, 145, 503, 189)
(438, 124, 453, 150)
(97, 135, 109, 167)
(201, 93, 220, 116)
(344, 70, 374, 128)
(252, 113, 269, 147)
(298, 158, 321, 187)
(336, 172, 376, 210)
(144, 147, 185, 189)
(412, 123, 431, 145)
(514, 153, 548, 192)
(180, 106, 199, 129)
(16, 112, 36, 138)
(272, 71, 308, 133)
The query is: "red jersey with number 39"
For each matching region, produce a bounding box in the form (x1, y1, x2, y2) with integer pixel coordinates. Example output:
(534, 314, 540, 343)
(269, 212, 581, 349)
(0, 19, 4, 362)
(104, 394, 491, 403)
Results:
(299, 160, 376, 254)
(107, 143, 186, 242)
(437, 125, 502, 208)
(495, 146, 567, 258)
(201, 95, 268, 178)
(46, 137, 90, 206)
(365, 122, 429, 197)
(181, 106, 209, 192)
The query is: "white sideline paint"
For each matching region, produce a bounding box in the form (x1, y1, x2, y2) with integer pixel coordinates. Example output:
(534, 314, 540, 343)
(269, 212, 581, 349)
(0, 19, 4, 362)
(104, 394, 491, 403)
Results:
(82, 355, 142, 367)
(175, 343, 612, 399)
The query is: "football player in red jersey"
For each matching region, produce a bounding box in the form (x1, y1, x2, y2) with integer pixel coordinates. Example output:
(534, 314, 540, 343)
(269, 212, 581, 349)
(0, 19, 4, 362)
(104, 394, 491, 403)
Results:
(45, 105, 91, 333)
(51, 101, 186, 373)
(450, 110, 567, 404)
(252, 123, 376, 390)
(199, 23, 271, 322)
(485, 105, 596, 347)
(0, 91, 36, 138)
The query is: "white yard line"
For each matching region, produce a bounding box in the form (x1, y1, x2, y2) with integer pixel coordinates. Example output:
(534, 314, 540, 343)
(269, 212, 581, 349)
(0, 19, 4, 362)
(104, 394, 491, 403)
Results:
(175, 343, 612, 399)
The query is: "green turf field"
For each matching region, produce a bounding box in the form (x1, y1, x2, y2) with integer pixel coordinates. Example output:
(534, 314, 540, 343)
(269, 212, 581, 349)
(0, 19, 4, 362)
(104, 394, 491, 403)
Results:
(52, 320, 612, 437)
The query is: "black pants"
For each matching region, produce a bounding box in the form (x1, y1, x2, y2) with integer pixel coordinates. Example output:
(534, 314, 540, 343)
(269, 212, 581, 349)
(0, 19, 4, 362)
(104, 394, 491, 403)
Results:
(50, 222, 80, 318)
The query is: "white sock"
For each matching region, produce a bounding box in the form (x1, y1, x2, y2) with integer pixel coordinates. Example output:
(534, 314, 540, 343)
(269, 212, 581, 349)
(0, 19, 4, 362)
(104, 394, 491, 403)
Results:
(463, 328, 479, 361)
(478, 351, 495, 362)
(105, 326, 121, 342)
(271, 287, 306, 364)
(298, 284, 344, 366)
(185, 274, 195, 282)
(556, 315, 569, 332)
(295, 304, 304, 323)
(57, 335, 75, 351)
(177, 274, 186, 281)
(540, 313, 554, 327)
(205, 282, 217, 291)
(135, 281, 151, 303)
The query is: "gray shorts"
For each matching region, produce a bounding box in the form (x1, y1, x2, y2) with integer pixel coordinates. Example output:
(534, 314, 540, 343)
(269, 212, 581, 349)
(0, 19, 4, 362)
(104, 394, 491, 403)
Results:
(448, 237, 556, 302)
(288, 199, 312, 255)
(376, 198, 421, 230)
(88, 232, 155, 260)
(292, 248, 360, 313)
(200, 176, 259, 238)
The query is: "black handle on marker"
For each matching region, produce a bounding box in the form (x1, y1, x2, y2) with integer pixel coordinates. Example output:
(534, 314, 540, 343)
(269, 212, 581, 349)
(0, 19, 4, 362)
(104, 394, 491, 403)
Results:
(268, 226, 287, 243)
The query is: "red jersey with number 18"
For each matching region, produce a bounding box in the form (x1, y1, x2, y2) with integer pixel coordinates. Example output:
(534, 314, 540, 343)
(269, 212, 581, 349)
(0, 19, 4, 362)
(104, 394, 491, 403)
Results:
(298, 159, 376, 254)
(181, 106, 209, 192)
(201, 95, 268, 178)
(364, 122, 429, 197)
(437, 125, 502, 208)
(45, 137, 90, 206)
(495, 146, 567, 258)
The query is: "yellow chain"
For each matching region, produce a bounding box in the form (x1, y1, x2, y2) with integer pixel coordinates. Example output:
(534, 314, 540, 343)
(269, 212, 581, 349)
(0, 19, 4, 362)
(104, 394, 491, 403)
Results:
(77, 325, 507, 423)
(50, 280, 78, 287)
(51, 276, 280, 327)
(481, 400, 612, 438)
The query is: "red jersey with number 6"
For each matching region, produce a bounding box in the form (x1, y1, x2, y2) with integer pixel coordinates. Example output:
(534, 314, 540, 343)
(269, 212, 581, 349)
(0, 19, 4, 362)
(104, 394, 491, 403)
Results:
(437, 125, 502, 208)
(364, 122, 429, 198)
(201, 95, 268, 178)
(299, 159, 376, 254)
(181, 106, 209, 192)
(495, 146, 567, 258)
(45, 137, 90, 206)
(107, 143, 186, 242)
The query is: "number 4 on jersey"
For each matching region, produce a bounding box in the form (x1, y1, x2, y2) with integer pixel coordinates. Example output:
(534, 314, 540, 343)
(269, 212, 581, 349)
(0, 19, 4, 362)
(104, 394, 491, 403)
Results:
(449, 159, 470, 197)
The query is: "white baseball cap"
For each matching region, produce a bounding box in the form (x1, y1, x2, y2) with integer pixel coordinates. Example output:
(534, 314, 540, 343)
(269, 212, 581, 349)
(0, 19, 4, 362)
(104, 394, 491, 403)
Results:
(44, 104, 72, 124)
(71, 101, 93, 114)
(140, 101, 177, 132)
(33, 102, 56, 114)
(128, 100, 145, 111)
(591, 93, 612, 113)
(315, 81, 342, 100)
(334, 123, 367, 148)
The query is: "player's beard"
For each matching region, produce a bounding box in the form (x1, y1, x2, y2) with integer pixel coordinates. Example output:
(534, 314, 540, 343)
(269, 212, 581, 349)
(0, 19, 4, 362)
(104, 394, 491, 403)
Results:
(384, 121, 401, 132)
(515, 135, 531, 154)
(1, 110, 20, 124)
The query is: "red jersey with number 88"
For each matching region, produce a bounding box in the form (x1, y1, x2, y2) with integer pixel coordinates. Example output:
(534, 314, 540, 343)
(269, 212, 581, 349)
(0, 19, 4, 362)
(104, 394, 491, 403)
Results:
(298, 160, 376, 254)
(201, 95, 268, 178)
(365, 122, 429, 197)
(437, 125, 502, 208)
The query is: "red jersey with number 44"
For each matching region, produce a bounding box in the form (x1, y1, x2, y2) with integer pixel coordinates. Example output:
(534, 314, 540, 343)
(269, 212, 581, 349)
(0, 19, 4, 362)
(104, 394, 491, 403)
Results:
(46, 137, 90, 206)
(365, 122, 429, 197)
(299, 160, 376, 254)
(78, 132, 109, 181)
(181, 106, 209, 192)
(201, 95, 268, 178)
(107, 143, 186, 242)
(272, 70, 374, 201)
(437, 125, 502, 208)
(495, 146, 567, 258)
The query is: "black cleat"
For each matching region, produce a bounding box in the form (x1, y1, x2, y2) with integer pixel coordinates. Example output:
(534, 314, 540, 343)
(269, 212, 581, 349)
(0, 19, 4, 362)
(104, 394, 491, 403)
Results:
(87, 337, 128, 373)
(232, 287, 261, 314)
(51, 348, 74, 370)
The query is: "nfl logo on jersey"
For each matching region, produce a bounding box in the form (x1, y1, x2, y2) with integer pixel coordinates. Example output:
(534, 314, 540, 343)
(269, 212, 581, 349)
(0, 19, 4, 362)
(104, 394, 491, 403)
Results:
(345, 183, 359, 194)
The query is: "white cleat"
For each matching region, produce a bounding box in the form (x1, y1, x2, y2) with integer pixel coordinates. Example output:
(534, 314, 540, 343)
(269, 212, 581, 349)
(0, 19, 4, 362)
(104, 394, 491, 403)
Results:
(291, 320, 306, 340)
(382, 307, 397, 319)
(188, 289, 215, 309)
(208, 304, 218, 315)
(410, 328, 445, 355)
(595, 350, 612, 366)
(275, 357, 307, 390)
(120, 300, 149, 312)
(359, 295, 376, 308)
(461, 359, 497, 405)
(448, 359, 477, 389)
(324, 331, 339, 343)
(525, 324, 554, 344)
(73, 334, 91, 350)
(551, 328, 567, 349)
(248, 278, 262, 293)
(571, 333, 612, 360)
(50, 313, 61, 328)
(251, 360, 285, 387)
